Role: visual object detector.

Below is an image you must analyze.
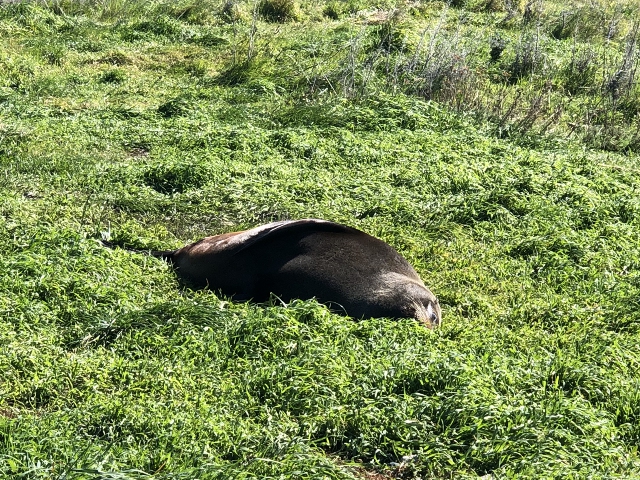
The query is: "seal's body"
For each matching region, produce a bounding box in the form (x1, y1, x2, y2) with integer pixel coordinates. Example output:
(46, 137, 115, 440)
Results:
(152, 219, 441, 327)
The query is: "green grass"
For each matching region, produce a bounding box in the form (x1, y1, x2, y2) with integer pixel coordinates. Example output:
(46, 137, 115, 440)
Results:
(1, 0, 640, 478)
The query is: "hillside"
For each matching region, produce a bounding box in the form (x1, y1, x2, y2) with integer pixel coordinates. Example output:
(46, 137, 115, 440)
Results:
(1, 0, 639, 478)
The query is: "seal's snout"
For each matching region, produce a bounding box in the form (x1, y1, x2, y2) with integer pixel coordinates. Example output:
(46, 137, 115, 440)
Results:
(416, 299, 441, 328)
(426, 301, 441, 328)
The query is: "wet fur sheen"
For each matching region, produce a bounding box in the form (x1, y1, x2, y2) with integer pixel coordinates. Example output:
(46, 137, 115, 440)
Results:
(155, 219, 442, 327)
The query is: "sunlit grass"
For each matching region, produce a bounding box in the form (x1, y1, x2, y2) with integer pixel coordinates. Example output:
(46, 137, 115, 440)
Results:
(1, 0, 639, 478)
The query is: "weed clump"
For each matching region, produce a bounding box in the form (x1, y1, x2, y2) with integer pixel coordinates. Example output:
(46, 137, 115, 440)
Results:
(39, 46, 66, 66)
(322, 2, 342, 20)
(489, 34, 506, 62)
(157, 96, 193, 118)
(258, 0, 301, 23)
(156, 0, 218, 25)
(143, 161, 210, 194)
(99, 68, 126, 84)
(560, 45, 597, 95)
(190, 32, 228, 47)
(215, 61, 259, 86)
(550, 7, 609, 41)
(221, 0, 247, 23)
(120, 16, 186, 41)
(506, 31, 544, 82)
(371, 18, 415, 54)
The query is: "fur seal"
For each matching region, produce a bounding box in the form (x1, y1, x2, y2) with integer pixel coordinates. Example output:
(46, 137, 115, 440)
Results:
(141, 219, 441, 327)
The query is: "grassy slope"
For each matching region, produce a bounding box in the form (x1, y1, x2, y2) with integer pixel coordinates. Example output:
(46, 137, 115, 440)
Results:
(1, 1, 640, 478)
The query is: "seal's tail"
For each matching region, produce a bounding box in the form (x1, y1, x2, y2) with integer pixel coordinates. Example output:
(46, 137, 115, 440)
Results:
(149, 249, 176, 262)
(100, 240, 176, 263)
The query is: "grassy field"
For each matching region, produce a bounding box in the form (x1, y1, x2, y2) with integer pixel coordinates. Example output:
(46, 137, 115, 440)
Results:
(1, 0, 640, 478)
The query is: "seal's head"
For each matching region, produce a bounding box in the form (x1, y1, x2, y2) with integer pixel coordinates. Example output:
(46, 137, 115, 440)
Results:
(380, 274, 442, 328)
(413, 297, 441, 328)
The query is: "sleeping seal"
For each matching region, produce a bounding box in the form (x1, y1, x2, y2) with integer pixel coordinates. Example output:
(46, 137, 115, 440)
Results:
(149, 219, 441, 327)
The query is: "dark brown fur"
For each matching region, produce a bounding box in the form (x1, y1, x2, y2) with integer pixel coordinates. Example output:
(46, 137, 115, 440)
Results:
(150, 219, 441, 327)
